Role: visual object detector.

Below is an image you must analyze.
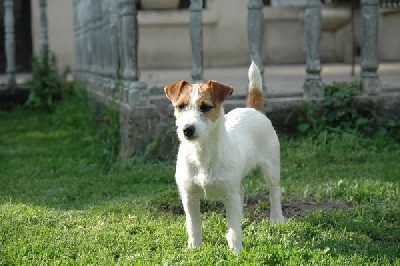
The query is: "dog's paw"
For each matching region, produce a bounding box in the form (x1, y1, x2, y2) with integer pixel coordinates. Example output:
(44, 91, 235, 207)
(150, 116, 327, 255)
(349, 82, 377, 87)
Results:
(226, 229, 243, 255)
(188, 238, 202, 249)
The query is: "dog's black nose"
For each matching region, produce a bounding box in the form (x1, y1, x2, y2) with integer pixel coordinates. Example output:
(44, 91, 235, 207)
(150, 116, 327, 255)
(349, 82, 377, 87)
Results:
(183, 125, 196, 138)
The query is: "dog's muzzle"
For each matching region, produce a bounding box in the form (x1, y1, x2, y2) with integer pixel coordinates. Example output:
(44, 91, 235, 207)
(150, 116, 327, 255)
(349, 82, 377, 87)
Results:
(183, 125, 196, 139)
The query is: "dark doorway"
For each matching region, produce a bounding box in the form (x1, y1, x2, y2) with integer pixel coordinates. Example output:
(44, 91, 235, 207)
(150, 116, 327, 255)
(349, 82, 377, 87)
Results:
(0, 0, 32, 73)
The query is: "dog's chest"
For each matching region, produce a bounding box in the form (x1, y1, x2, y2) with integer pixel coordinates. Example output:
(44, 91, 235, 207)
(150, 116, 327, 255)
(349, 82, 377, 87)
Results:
(188, 163, 226, 199)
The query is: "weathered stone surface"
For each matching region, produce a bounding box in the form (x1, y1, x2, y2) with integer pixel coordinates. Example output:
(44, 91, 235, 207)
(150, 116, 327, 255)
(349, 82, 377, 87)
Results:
(39, 0, 49, 59)
(304, 0, 323, 98)
(120, 0, 139, 82)
(248, 0, 266, 92)
(361, 0, 381, 95)
(4, 0, 16, 88)
(190, 0, 204, 82)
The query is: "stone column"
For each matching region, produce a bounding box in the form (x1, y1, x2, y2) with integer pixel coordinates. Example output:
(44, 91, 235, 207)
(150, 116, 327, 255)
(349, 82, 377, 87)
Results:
(4, 0, 16, 88)
(75, 0, 83, 74)
(93, 0, 102, 75)
(303, 0, 323, 98)
(360, 0, 381, 95)
(110, 0, 120, 78)
(73, 0, 81, 81)
(120, 0, 139, 81)
(248, 0, 266, 92)
(39, 0, 49, 60)
(190, 0, 204, 82)
(89, 0, 96, 74)
(84, 0, 91, 74)
(73, 0, 79, 71)
(119, 0, 147, 105)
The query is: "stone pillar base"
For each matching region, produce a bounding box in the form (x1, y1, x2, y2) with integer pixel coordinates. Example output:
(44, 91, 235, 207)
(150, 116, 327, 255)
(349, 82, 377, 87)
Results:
(361, 76, 381, 95)
(304, 78, 323, 98)
(122, 81, 148, 106)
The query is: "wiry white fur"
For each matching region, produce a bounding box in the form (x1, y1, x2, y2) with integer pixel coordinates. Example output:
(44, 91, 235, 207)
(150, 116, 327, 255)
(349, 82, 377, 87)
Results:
(173, 63, 285, 254)
(248, 61, 262, 90)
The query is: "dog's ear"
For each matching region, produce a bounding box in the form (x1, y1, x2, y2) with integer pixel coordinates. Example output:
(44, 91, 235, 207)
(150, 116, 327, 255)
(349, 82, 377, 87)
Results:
(164, 80, 189, 103)
(207, 80, 234, 105)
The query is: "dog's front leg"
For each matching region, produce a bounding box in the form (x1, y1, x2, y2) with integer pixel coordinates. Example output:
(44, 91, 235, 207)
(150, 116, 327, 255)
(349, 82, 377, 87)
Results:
(181, 192, 202, 248)
(224, 192, 244, 254)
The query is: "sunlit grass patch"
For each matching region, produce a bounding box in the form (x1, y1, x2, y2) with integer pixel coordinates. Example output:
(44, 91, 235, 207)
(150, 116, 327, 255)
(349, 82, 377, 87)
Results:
(0, 92, 399, 265)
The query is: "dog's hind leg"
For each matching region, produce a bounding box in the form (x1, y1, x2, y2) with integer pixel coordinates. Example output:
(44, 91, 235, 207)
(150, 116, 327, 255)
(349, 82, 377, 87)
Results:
(260, 163, 285, 223)
(224, 188, 244, 254)
(181, 192, 202, 248)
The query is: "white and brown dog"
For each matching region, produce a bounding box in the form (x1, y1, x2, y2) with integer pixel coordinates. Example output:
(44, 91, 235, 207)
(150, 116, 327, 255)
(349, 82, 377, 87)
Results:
(164, 62, 285, 254)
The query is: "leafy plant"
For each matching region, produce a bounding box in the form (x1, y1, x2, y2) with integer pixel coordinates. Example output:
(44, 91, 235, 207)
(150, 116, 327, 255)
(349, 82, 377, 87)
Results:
(85, 98, 121, 171)
(297, 82, 375, 136)
(141, 127, 179, 163)
(377, 117, 400, 143)
(25, 49, 69, 112)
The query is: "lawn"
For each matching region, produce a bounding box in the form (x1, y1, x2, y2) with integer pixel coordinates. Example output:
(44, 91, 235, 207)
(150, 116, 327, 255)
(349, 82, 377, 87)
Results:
(0, 93, 399, 265)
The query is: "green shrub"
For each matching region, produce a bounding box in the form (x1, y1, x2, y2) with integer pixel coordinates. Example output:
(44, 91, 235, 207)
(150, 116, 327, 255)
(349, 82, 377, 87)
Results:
(25, 49, 69, 112)
(297, 82, 375, 137)
(377, 117, 400, 142)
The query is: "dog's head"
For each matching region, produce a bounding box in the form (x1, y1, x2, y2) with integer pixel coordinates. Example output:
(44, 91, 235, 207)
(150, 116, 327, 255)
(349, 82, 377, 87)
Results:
(164, 80, 233, 141)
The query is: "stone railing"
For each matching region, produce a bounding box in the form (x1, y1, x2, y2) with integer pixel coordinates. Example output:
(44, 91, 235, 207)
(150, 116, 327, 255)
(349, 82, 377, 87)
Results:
(2, 0, 383, 155)
(3, 0, 49, 89)
(72, 0, 382, 102)
(2, 0, 382, 96)
(71, 0, 383, 156)
(4, 0, 16, 88)
(304, 0, 381, 96)
(74, 0, 147, 106)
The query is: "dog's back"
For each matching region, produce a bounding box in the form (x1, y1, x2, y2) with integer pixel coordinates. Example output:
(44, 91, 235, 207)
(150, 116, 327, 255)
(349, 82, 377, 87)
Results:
(224, 62, 279, 177)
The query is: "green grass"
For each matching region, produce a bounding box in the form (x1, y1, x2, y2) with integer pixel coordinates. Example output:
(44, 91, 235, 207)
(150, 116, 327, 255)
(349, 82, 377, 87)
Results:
(0, 93, 399, 265)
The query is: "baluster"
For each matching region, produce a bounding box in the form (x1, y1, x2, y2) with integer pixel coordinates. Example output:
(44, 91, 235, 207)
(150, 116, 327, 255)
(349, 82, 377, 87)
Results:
(190, 0, 204, 83)
(119, 0, 147, 105)
(89, 0, 96, 74)
(303, 0, 323, 98)
(93, 0, 100, 75)
(110, 0, 120, 79)
(39, 0, 49, 60)
(360, 0, 381, 95)
(248, 0, 266, 92)
(4, 0, 16, 88)
(73, 0, 78, 72)
(84, 0, 90, 74)
(120, 0, 139, 81)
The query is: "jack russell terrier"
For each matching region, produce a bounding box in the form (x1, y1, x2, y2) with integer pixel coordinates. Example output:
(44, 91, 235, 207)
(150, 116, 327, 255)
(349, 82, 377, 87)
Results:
(164, 62, 285, 254)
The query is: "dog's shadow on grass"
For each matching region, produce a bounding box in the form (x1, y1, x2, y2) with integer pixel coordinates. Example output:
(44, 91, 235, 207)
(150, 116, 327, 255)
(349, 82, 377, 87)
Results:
(154, 192, 352, 221)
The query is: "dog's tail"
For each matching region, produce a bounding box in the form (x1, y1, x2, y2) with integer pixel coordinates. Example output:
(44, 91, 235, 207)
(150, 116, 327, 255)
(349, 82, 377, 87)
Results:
(246, 61, 264, 113)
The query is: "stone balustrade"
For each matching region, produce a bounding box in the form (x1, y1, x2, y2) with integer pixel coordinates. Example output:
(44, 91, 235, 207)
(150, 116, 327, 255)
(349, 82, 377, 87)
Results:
(73, 0, 384, 155)
(74, 0, 147, 107)
(4, 0, 16, 88)
(71, 0, 381, 101)
(2, 0, 384, 155)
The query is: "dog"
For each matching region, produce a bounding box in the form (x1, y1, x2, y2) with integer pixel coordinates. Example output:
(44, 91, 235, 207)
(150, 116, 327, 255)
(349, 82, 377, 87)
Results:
(164, 62, 285, 254)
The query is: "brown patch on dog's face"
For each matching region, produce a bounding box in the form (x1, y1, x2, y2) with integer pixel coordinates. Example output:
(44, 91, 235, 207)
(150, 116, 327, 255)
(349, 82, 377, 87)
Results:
(165, 80, 233, 122)
(164, 81, 193, 118)
(172, 86, 193, 118)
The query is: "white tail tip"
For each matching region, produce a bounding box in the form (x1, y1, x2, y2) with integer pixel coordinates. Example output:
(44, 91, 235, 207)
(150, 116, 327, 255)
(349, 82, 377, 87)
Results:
(248, 61, 262, 91)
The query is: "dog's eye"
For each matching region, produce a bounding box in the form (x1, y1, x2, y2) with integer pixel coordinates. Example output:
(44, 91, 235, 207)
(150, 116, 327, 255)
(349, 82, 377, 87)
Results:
(199, 104, 214, 113)
(175, 104, 186, 111)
